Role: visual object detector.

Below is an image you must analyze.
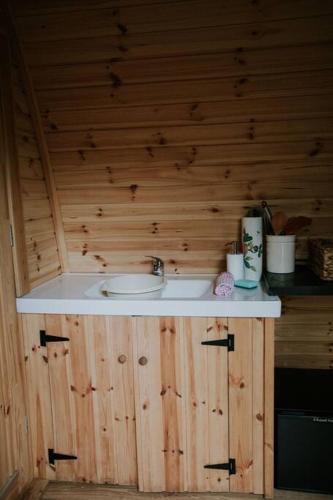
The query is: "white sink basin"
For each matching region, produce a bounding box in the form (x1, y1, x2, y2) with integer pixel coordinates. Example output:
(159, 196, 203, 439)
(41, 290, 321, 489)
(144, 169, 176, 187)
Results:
(85, 275, 213, 299)
(101, 274, 166, 295)
(161, 279, 212, 298)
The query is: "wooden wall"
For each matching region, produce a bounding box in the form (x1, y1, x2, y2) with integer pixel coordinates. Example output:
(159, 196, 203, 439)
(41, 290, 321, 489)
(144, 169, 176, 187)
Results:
(276, 296, 333, 369)
(11, 0, 333, 275)
(12, 47, 62, 289)
(0, 28, 32, 498)
(10, 0, 333, 368)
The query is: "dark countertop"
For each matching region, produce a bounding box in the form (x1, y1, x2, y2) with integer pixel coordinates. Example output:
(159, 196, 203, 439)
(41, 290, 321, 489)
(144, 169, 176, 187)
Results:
(263, 265, 333, 296)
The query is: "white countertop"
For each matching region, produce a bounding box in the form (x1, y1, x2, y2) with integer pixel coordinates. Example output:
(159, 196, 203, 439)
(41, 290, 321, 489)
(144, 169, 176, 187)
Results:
(16, 273, 281, 317)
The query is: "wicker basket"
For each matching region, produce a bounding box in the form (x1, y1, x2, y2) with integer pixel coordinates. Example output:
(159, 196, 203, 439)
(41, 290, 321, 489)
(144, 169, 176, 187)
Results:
(309, 239, 333, 281)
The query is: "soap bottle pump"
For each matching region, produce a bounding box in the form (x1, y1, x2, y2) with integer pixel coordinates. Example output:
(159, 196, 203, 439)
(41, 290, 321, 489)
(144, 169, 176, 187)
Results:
(226, 241, 244, 281)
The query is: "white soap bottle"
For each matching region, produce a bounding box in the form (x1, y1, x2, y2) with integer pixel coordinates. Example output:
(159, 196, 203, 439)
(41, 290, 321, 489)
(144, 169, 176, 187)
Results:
(226, 241, 244, 281)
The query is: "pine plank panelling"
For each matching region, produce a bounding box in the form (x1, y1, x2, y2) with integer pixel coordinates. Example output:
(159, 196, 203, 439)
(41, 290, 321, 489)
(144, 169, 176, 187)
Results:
(12, 0, 333, 368)
(21, 313, 270, 493)
(133, 317, 187, 492)
(14, 0, 333, 43)
(19, 314, 55, 480)
(17, 16, 333, 66)
(183, 317, 230, 492)
(36, 71, 333, 111)
(30, 45, 333, 92)
(1, 35, 30, 296)
(45, 119, 333, 151)
(228, 318, 254, 493)
(42, 94, 333, 132)
(263, 319, 275, 498)
(20, 314, 137, 484)
(276, 296, 333, 369)
(12, 57, 62, 288)
(0, 32, 33, 491)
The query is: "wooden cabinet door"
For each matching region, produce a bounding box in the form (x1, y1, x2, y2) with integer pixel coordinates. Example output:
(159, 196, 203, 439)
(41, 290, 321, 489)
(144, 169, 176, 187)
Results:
(133, 316, 230, 492)
(228, 317, 265, 495)
(22, 313, 137, 484)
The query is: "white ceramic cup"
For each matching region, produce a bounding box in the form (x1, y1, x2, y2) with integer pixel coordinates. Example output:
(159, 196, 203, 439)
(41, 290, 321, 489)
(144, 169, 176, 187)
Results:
(266, 235, 295, 273)
(227, 253, 244, 281)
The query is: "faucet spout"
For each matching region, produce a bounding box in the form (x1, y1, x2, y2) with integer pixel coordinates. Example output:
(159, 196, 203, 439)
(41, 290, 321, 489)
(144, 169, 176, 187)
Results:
(145, 256, 164, 277)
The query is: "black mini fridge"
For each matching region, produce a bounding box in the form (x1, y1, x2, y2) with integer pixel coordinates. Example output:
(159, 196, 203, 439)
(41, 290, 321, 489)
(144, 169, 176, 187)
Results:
(275, 368, 333, 494)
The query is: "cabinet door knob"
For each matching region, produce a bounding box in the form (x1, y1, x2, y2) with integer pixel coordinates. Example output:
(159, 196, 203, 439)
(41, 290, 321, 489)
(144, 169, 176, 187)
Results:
(118, 354, 127, 364)
(138, 356, 148, 366)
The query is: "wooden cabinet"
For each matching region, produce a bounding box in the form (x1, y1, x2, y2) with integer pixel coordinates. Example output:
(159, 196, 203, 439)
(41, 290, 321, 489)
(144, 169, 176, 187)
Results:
(20, 313, 274, 497)
(133, 316, 229, 492)
(20, 314, 137, 485)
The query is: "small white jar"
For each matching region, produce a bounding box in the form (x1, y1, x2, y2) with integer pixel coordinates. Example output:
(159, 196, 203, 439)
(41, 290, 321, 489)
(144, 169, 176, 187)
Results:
(227, 253, 244, 281)
(266, 235, 296, 273)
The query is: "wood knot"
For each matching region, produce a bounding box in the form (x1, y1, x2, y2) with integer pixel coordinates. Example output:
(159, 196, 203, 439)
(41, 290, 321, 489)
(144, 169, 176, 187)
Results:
(118, 354, 127, 364)
(138, 356, 148, 366)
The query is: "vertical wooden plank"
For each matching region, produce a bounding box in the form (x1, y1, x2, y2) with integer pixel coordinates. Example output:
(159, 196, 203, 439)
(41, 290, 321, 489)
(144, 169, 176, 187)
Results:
(159, 317, 187, 492)
(264, 318, 275, 499)
(184, 317, 229, 492)
(67, 315, 97, 483)
(0, 106, 16, 479)
(133, 316, 187, 492)
(87, 314, 137, 485)
(45, 314, 77, 481)
(133, 316, 165, 492)
(184, 316, 208, 492)
(20, 314, 54, 480)
(86, 315, 117, 484)
(47, 314, 97, 482)
(252, 318, 264, 495)
(228, 318, 253, 493)
(206, 318, 229, 492)
(106, 315, 137, 485)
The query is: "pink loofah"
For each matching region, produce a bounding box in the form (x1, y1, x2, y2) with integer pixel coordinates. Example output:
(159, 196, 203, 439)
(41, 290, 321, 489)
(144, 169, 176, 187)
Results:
(214, 272, 234, 297)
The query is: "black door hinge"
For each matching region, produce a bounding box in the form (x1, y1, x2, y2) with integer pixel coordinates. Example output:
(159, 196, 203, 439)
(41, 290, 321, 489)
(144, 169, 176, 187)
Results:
(201, 334, 234, 351)
(48, 448, 77, 466)
(204, 458, 236, 475)
(40, 330, 69, 347)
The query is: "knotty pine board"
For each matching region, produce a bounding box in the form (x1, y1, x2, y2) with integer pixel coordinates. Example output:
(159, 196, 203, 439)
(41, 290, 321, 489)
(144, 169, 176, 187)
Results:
(15, 0, 333, 42)
(19, 16, 333, 66)
(133, 317, 187, 492)
(49, 142, 333, 169)
(30, 45, 333, 92)
(42, 94, 333, 131)
(183, 317, 230, 492)
(45, 119, 333, 151)
(36, 71, 333, 111)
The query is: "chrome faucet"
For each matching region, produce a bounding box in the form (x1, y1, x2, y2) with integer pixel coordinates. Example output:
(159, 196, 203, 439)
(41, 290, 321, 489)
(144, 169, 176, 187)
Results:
(145, 256, 164, 277)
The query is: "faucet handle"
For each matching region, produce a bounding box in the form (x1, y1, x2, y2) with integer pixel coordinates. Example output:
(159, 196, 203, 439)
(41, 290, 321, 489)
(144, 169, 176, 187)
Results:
(145, 255, 161, 262)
